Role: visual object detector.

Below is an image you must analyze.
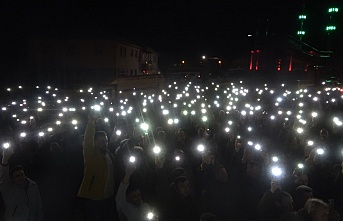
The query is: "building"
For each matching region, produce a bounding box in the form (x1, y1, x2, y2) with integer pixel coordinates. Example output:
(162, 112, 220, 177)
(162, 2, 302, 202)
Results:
(27, 37, 159, 88)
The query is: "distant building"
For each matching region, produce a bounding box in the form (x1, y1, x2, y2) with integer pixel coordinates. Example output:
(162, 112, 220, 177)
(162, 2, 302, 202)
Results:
(27, 37, 159, 87)
(244, 34, 340, 83)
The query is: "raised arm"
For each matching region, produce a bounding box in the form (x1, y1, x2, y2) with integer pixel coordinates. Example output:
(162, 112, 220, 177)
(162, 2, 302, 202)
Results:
(0, 147, 14, 190)
(116, 163, 135, 207)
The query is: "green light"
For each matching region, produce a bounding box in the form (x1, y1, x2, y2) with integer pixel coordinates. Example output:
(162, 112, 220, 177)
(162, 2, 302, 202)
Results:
(297, 31, 305, 35)
(298, 15, 307, 19)
(326, 26, 336, 31)
(328, 8, 339, 13)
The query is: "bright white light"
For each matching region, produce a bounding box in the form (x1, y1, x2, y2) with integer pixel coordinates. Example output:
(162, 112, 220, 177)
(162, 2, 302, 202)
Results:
(312, 112, 318, 118)
(20, 132, 26, 138)
(175, 156, 180, 161)
(225, 127, 230, 132)
(202, 116, 208, 122)
(254, 144, 261, 151)
(153, 146, 161, 154)
(241, 110, 246, 116)
(298, 163, 304, 169)
(248, 141, 253, 146)
(140, 123, 149, 131)
(272, 156, 279, 162)
(38, 132, 44, 137)
(271, 115, 275, 120)
(197, 144, 205, 152)
(277, 97, 282, 102)
(333, 117, 343, 126)
(93, 105, 101, 111)
(168, 119, 173, 125)
(183, 110, 188, 115)
(116, 130, 122, 136)
(247, 127, 252, 132)
(162, 110, 169, 115)
(47, 128, 53, 132)
(3, 142, 10, 149)
(271, 166, 283, 177)
(72, 120, 78, 125)
(297, 128, 304, 134)
(307, 141, 314, 146)
(129, 156, 136, 163)
(147, 212, 154, 220)
(316, 148, 324, 155)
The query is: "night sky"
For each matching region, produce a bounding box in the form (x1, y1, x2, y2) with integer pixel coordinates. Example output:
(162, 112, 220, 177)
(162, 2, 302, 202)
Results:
(2, 0, 342, 84)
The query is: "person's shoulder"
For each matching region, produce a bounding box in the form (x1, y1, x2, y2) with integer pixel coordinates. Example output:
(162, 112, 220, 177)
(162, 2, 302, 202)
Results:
(27, 179, 39, 188)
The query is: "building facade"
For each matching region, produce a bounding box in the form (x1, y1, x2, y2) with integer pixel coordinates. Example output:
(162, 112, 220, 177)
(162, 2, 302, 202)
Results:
(27, 38, 159, 87)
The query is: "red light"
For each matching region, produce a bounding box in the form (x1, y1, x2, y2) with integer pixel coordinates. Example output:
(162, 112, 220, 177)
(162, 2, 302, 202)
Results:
(256, 50, 260, 53)
(288, 56, 293, 72)
(277, 59, 281, 71)
(249, 51, 254, 70)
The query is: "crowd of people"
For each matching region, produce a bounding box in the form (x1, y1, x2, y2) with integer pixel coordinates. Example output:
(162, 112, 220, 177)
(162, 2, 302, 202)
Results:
(0, 80, 343, 221)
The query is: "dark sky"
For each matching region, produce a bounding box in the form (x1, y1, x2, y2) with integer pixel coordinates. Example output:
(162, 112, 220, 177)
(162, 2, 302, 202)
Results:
(2, 0, 342, 78)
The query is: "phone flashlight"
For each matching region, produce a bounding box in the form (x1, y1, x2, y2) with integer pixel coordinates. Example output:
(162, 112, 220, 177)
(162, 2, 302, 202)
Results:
(2, 142, 10, 149)
(272, 156, 279, 162)
(175, 156, 180, 161)
(147, 212, 154, 220)
(271, 166, 283, 177)
(297, 163, 304, 169)
(93, 105, 101, 111)
(316, 148, 325, 155)
(197, 144, 205, 152)
(255, 144, 262, 151)
(153, 146, 161, 154)
(129, 156, 136, 163)
(116, 130, 122, 136)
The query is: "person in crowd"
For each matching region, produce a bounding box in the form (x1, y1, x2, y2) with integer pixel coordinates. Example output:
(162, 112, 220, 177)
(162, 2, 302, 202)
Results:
(333, 161, 343, 218)
(235, 160, 269, 221)
(200, 163, 237, 220)
(258, 178, 294, 221)
(165, 175, 200, 221)
(294, 185, 313, 211)
(115, 163, 151, 221)
(297, 198, 329, 221)
(305, 148, 333, 201)
(282, 166, 309, 199)
(0, 147, 43, 221)
(77, 113, 117, 221)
